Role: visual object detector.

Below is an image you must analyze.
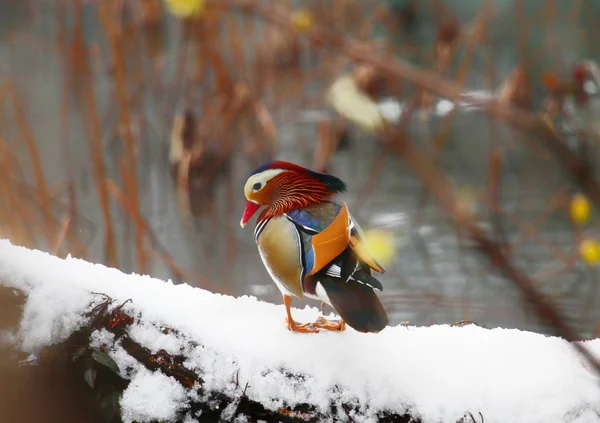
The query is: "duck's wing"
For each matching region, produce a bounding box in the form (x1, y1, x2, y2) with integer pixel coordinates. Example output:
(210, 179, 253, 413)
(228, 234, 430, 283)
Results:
(285, 203, 388, 333)
(285, 202, 385, 278)
(288, 203, 387, 333)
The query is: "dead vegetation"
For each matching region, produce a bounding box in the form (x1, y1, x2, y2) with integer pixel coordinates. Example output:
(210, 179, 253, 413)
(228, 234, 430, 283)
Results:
(2, 0, 600, 406)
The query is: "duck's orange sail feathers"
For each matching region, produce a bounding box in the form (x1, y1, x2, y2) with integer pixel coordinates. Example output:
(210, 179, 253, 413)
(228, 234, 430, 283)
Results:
(307, 202, 385, 275)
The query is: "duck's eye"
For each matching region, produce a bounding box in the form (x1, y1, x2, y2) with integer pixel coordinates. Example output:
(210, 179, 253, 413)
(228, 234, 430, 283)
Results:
(252, 182, 262, 191)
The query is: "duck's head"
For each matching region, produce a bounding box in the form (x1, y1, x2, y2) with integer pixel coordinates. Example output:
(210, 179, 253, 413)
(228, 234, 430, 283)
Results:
(240, 160, 346, 228)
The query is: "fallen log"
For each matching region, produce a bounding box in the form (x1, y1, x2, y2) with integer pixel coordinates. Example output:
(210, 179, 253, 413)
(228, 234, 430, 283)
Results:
(0, 240, 599, 423)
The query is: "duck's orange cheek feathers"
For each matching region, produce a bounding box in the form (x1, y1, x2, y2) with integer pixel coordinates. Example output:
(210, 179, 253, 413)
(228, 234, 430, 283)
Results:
(240, 200, 261, 228)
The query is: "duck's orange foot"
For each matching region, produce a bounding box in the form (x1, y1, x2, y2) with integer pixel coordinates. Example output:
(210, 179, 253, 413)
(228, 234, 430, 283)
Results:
(313, 316, 346, 332)
(285, 318, 320, 333)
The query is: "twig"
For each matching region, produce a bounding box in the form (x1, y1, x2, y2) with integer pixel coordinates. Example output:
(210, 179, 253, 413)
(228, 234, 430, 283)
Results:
(98, 1, 146, 274)
(72, 0, 117, 266)
(4, 81, 55, 245)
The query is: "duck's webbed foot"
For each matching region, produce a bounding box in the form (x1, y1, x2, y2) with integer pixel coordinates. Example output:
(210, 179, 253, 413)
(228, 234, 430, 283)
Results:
(313, 316, 346, 332)
(285, 318, 320, 333)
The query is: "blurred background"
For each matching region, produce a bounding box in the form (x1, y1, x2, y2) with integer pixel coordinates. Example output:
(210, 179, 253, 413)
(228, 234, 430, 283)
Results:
(2, 0, 600, 345)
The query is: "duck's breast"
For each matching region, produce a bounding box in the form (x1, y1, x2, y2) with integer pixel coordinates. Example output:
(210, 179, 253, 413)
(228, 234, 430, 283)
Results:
(255, 216, 304, 298)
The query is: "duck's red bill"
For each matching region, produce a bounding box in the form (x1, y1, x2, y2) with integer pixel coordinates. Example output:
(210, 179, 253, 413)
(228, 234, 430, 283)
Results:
(240, 201, 260, 228)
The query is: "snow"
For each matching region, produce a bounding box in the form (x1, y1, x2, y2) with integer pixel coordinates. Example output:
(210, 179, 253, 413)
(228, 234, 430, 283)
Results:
(121, 369, 188, 423)
(0, 239, 599, 423)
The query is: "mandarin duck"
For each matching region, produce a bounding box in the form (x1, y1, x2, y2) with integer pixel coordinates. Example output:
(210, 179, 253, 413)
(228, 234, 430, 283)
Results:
(240, 161, 389, 334)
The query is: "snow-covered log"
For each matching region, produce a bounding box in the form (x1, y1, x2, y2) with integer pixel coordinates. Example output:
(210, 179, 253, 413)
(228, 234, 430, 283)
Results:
(0, 239, 599, 423)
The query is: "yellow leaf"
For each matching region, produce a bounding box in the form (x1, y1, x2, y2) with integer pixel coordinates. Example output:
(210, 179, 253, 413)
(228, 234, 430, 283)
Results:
(291, 10, 314, 32)
(570, 193, 592, 225)
(580, 239, 600, 266)
(327, 76, 386, 133)
(363, 229, 396, 267)
(163, 0, 206, 18)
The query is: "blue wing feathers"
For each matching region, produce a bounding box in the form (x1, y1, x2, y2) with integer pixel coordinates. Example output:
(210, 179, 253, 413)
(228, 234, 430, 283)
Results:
(286, 209, 326, 233)
(285, 203, 343, 234)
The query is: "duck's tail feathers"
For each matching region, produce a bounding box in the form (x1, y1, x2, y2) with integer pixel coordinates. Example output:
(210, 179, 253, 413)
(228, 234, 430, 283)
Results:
(317, 275, 388, 333)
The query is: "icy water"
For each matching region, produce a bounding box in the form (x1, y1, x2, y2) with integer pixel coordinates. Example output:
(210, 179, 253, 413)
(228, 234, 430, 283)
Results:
(2, 0, 600, 337)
